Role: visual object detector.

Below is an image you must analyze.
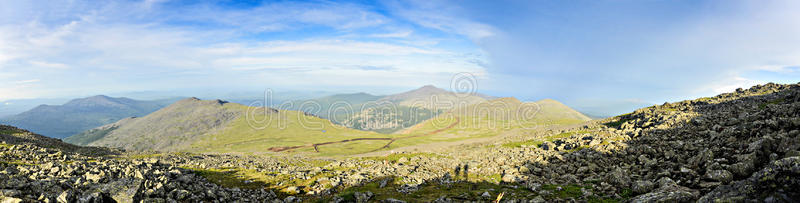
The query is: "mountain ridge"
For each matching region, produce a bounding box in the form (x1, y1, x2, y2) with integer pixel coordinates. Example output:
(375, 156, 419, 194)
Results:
(283, 85, 491, 133)
(68, 90, 590, 155)
(4, 82, 800, 203)
(1, 95, 179, 139)
(82, 97, 241, 151)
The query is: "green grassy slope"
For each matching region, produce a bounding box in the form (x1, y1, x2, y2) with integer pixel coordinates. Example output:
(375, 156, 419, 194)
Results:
(378, 97, 592, 150)
(74, 98, 393, 156)
(85, 98, 243, 151)
(74, 96, 590, 156)
(187, 105, 393, 156)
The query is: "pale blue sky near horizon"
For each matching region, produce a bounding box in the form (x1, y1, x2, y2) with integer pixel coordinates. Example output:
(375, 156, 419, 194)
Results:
(1, 0, 799, 116)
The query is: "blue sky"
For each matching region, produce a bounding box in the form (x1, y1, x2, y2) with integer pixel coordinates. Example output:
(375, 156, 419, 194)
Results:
(1, 0, 799, 116)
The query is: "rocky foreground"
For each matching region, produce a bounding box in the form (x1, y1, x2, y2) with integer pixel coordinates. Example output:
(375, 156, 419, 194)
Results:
(1, 83, 799, 202)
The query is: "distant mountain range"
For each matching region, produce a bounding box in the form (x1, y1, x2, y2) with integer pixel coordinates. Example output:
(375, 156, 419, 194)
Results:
(0, 95, 180, 139)
(67, 97, 385, 154)
(285, 85, 495, 133)
(67, 86, 590, 156)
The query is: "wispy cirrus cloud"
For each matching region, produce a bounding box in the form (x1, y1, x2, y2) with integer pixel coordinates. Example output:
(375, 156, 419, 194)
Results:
(7, 0, 796, 118)
(383, 0, 496, 41)
(754, 65, 800, 74)
(0, 0, 487, 101)
(392, 0, 800, 103)
(12, 79, 40, 85)
(28, 61, 69, 69)
(370, 30, 414, 38)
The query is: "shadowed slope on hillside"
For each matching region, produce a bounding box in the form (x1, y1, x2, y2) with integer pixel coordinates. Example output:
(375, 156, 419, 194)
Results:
(0, 125, 118, 156)
(64, 117, 137, 145)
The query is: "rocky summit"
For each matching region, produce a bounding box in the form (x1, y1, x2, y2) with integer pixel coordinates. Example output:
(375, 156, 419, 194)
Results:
(0, 83, 799, 202)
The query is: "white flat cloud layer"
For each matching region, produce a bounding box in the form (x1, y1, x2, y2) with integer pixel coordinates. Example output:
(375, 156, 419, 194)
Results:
(0, 0, 798, 114)
(0, 0, 487, 100)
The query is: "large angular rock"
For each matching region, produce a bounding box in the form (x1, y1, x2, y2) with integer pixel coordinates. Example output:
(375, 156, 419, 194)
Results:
(699, 157, 800, 202)
(689, 149, 714, 168)
(0, 196, 23, 203)
(631, 179, 698, 203)
(605, 167, 631, 188)
(102, 179, 143, 203)
(632, 180, 655, 194)
(382, 198, 406, 203)
(354, 191, 373, 203)
(703, 170, 733, 184)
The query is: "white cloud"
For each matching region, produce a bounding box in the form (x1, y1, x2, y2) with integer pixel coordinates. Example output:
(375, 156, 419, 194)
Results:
(706, 76, 765, 95)
(370, 30, 413, 38)
(0, 30, 21, 65)
(385, 0, 496, 41)
(142, 0, 168, 9)
(12, 79, 40, 84)
(416, 0, 800, 104)
(247, 40, 444, 55)
(754, 65, 800, 73)
(213, 40, 484, 75)
(27, 20, 80, 47)
(29, 60, 69, 69)
(162, 1, 389, 33)
(0, 0, 487, 100)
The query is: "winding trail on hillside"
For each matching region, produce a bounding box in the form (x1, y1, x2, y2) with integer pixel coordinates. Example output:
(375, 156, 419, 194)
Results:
(268, 116, 460, 153)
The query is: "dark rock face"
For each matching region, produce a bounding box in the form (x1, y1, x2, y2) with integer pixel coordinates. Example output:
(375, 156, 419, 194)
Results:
(699, 157, 800, 202)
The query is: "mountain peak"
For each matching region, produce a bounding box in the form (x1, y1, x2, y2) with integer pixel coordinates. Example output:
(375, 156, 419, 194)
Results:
(64, 95, 123, 107)
(408, 85, 449, 94)
(175, 97, 228, 106)
(88, 95, 112, 99)
(419, 84, 438, 89)
(81, 95, 113, 101)
(490, 97, 522, 104)
(536, 98, 560, 104)
(380, 85, 450, 102)
(417, 85, 445, 91)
